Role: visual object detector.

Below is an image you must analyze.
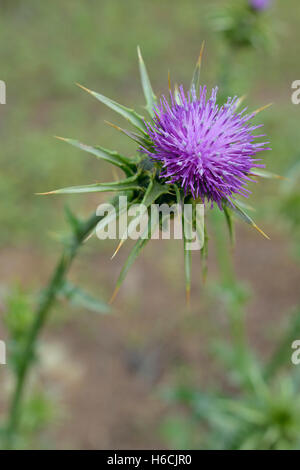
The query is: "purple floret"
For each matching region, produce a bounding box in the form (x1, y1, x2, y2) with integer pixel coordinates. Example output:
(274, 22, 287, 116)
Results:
(249, 0, 272, 11)
(141, 86, 270, 208)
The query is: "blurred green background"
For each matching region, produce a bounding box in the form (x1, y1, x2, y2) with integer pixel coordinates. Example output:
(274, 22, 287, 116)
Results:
(1, 0, 300, 449)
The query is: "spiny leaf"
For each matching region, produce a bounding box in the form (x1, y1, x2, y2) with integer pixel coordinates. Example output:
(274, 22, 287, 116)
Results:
(253, 102, 272, 115)
(111, 180, 170, 258)
(59, 280, 110, 314)
(250, 168, 285, 180)
(190, 41, 205, 95)
(142, 179, 170, 206)
(64, 205, 82, 236)
(220, 400, 265, 425)
(233, 199, 255, 212)
(174, 83, 182, 105)
(200, 225, 209, 283)
(225, 199, 270, 240)
(223, 203, 235, 246)
(173, 184, 181, 206)
(85, 195, 137, 244)
(110, 215, 154, 303)
(193, 199, 205, 250)
(235, 94, 247, 111)
(38, 175, 142, 195)
(96, 199, 134, 236)
(55, 136, 135, 174)
(105, 120, 150, 148)
(137, 46, 157, 117)
(182, 201, 192, 306)
(183, 237, 192, 306)
(76, 83, 146, 133)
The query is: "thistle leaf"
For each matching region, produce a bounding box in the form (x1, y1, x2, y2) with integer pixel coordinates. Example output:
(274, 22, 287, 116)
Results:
(250, 168, 285, 180)
(142, 180, 170, 206)
(55, 136, 135, 174)
(200, 225, 208, 283)
(233, 199, 255, 212)
(76, 83, 146, 133)
(174, 84, 182, 105)
(64, 205, 82, 235)
(59, 280, 110, 314)
(182, 202, 192, 305)
(110, 215, 154, 303)
(137, 46, 157, 117)
(235, 94, 247, 111)
(222, 203, 235, 246)
(253, 102, 273, 115)
(225, 199, 270, 240)
(111, 180, 170, 258)
(105, 121, 150, 148)
(183, 241, 192, 306)
(96, 199, 133, 235)
(38, 175, 142, 195)
(190, 41, 205, 95)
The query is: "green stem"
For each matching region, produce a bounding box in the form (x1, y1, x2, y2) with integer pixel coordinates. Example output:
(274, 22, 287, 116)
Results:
(210, 209, 247, 354)
(210, 210, 268, 395)
(4, 203, 118, 448)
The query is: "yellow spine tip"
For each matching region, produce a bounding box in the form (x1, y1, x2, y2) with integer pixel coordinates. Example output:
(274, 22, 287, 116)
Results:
(168, 70, 171, 92)
(197, 41, 205, 65)
(253, 224, 270, 240)
(111, 240, 124, 260)
(83, 231, 94, 243)
(235, 95, 247, 109)
(76, 83, 93, 94)
(35, 191, 55, 196)
(109, 286, 120, 305)
(276, 174, 288, 180)
(253, 103, 273, 115)
(104, 120, 121, 132)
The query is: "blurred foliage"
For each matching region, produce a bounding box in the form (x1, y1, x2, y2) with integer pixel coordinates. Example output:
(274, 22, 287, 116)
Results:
(278, 161, 300, 260)
(161, 372, 300, 450)
(1, 278, 109, 448)
(6, 392, 56, 450)
(209, 0, 276, 51)
(0, 286, 55, 449)
(3, 285, 36, 374)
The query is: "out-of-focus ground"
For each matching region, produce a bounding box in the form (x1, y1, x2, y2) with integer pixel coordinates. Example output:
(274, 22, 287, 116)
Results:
(0, 0, 300, 449)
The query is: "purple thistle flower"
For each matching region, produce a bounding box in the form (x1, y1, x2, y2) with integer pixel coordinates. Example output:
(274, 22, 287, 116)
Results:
(141, 86, 270, 208)
(249, 0, 272, 11)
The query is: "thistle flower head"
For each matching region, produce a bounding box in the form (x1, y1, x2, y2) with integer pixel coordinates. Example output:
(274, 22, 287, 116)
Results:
(142, 86, 269, 208)
(249, 0, 272, 11)
(45, 46, 277, 302)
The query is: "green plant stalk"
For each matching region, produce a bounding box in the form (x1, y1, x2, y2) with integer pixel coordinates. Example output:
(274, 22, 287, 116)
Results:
(211, 211, 268, 398)
(4, 202, 119, 448)
(210, 209, 247, 359)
